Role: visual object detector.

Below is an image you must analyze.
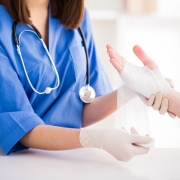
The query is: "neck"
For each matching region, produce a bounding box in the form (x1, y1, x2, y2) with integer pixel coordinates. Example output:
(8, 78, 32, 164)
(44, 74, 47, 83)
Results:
(27, 0, 49, 23)
(27, 0, 49, 10)
(26, 0, 49, 46)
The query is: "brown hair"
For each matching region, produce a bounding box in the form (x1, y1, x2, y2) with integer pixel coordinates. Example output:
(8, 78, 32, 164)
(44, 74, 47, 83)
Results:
(0, 0, 84, 29)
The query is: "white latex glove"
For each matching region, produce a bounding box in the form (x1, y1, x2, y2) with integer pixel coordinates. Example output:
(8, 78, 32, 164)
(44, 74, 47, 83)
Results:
(146, 78, 176, 118)
(118, 83, 175, 119)
(79, 128, 152, 162)
(130, 127, 155, 148)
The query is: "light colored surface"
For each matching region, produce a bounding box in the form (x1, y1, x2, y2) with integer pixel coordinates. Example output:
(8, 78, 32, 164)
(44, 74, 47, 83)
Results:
(1, 148, 180, 180)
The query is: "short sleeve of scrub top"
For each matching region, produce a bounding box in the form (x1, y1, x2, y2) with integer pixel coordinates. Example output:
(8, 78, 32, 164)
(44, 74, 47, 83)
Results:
(0, 5, 112, 155)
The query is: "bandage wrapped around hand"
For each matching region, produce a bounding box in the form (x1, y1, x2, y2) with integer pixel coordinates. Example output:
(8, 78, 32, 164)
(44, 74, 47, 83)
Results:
(120, 61, 172, 99)
(79, 128, 152, 162)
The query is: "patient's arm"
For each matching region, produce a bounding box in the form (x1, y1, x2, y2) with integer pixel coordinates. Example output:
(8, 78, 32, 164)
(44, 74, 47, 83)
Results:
(132, 45, 180, 117)
(167, 90, 180, 118)
(106, 44, 180, 118)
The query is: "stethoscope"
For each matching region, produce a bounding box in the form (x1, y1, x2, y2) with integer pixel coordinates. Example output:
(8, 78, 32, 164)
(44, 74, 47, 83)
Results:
(13, 21, 96, 103)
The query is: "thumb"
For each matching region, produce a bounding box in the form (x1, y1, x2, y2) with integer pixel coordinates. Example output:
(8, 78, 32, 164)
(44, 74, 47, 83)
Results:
(133, 45, 158, 70)
(130, 127, 139, 134)
(131, 134, 152, 144)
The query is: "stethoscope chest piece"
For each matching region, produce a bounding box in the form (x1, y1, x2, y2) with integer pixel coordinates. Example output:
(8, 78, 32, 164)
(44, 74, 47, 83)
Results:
(79, 85, 96, 103)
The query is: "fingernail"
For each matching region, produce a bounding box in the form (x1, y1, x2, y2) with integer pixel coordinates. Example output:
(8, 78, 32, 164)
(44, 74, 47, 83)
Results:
(169, 114, 176, 119)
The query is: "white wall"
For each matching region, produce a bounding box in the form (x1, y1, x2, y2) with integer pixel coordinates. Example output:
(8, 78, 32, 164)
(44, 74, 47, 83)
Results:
(85, 0, 124, 11)
(86, 0, 180, 147)
(157, 0, 180, 18)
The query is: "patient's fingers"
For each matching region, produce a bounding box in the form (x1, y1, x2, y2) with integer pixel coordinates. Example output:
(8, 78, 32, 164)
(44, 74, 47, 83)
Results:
(146, 95, 155, 106)
(106, 45, 124, 65)
(107, 46, 124, 72)
(152, 92, 162, 110)
(106, 44, 113, 49)
(133, 45, 158, 70)
(107, 48, 124, 67)
(158, 98, 168, 115)
(109, 57, 124, 72)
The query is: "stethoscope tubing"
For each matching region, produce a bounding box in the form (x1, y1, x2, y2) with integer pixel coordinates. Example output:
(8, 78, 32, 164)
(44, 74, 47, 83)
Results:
(16, 28, 60, 94)
(13, 21, 95, 102)
(78, 28, 90, 86)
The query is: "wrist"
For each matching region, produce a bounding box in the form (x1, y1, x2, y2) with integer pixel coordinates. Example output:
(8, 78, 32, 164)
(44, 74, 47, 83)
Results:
(79, 128, 105, 149)
(166, 89, 180, 116)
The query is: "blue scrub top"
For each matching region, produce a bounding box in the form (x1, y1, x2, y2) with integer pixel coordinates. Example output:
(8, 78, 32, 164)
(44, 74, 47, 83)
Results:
(0, 5, 112, 155)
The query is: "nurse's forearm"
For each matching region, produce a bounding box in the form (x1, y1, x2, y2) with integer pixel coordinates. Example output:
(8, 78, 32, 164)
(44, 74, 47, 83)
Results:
(167, 89, 180, 118)
(82, 90, 117, 127)
(20, 125, 83, 150)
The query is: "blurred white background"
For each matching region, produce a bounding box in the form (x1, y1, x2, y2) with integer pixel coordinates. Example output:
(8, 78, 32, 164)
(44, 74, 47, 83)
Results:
(85, 0, 180, 148)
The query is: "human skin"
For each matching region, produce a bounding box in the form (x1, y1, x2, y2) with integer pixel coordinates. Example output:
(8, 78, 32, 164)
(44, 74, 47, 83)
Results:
(106, 44, 180, 118)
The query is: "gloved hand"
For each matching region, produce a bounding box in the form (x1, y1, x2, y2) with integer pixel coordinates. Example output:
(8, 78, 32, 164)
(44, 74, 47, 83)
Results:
(118, 82, 175, 118)
(79, 128, 152, 162)
(146, 78, 176, 118)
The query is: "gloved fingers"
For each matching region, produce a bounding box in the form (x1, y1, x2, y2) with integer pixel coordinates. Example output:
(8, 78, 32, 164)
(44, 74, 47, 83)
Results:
(168, 111, 176, 119)
(133, 145, 150, 156)
(158, 98, 168, 115)
(152, 92, 163, 110)
(146, 95, 155, 106)
(130, 127, 139, 135)
(121, 127, 128, 132)
(165, 78, 174, 89)
(131, 134, 152, 145)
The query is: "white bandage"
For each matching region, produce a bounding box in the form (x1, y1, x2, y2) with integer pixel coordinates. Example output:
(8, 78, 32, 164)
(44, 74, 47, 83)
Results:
(117, 82, 150, 135)
(120, 61, 172, 98)
(117, 60, 172, 135)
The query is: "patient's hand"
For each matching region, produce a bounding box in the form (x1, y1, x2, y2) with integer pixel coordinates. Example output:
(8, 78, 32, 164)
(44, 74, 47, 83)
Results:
(147, 78, 176, 118)
(106, 44, 158, 72)
(106, 44, 175, 118)
(106, 44, 171, 99)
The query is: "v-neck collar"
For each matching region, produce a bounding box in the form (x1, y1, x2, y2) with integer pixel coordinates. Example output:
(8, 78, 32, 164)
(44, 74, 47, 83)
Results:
(48, 6, 59, 54)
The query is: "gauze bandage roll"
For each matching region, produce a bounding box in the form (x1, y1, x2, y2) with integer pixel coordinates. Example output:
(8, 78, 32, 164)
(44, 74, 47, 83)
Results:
(117, 78, 150, 135)
(120, 61, 172, 98)
(79, 128, 152, 161)
(117, 60, 172, 136)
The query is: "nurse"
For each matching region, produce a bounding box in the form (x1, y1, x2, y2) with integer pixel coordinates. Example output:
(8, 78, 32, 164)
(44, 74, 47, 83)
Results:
(0, 0, 167, 161)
